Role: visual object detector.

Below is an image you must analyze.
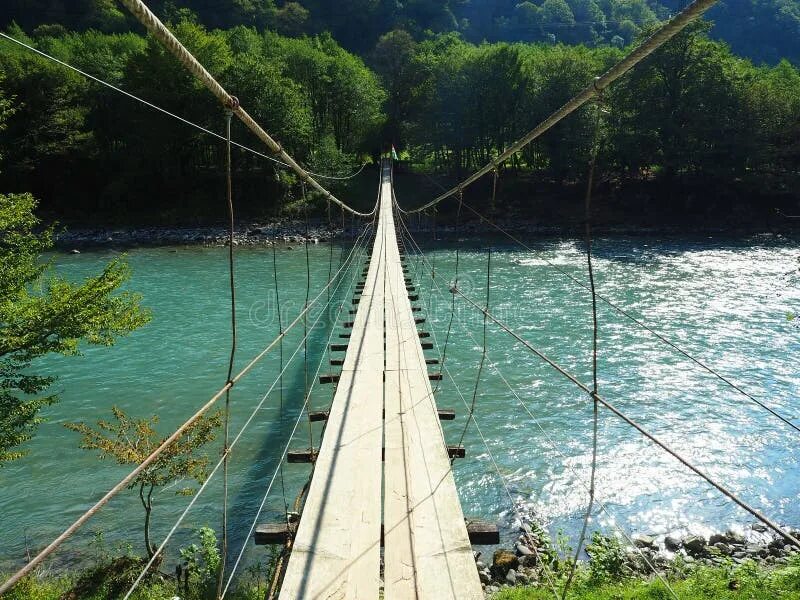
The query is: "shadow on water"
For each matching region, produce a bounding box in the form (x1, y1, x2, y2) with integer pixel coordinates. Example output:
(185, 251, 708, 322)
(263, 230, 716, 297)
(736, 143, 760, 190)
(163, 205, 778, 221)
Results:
(223, 240, 364, 564)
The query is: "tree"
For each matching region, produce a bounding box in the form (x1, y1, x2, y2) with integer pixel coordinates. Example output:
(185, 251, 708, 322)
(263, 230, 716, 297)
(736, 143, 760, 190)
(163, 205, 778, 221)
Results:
(66, 406, 222, 558)
(0, 194, 150, 465)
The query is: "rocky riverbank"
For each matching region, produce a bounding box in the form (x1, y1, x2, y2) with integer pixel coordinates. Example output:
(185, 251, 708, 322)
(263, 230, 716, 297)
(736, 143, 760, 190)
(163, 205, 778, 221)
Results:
(53, 220, 347, 250)
(478, 521, 800, 597)
(52, 219, 798, 251)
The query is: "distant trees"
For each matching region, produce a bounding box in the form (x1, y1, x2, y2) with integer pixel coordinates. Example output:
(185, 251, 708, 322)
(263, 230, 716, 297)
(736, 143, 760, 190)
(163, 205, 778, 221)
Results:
(0, 20, 383, 221)
(390, 22, 800, 206)
(0, 5, 798, 221)
(0, 194, 150, 466)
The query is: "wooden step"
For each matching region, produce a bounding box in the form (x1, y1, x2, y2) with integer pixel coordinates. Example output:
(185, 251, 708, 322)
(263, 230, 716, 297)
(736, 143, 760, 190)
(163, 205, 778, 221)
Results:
(255, 518, 497, 546)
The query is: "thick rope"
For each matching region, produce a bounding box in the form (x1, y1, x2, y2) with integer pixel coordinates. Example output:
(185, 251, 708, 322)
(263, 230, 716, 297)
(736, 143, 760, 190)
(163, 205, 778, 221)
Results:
(0, 208, 377, 595)
(452, 288, 800, 549)
(406, 0, 718, 213)
(116, 0, 374, 216)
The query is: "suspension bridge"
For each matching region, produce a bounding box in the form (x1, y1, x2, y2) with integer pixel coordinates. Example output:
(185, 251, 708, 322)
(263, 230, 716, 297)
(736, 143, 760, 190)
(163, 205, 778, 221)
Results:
(3, 0, 800, 598)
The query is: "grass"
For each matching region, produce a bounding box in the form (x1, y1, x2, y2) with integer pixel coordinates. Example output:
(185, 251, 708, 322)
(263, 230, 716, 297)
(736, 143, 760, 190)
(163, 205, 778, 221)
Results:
(492, 557, 800, 600)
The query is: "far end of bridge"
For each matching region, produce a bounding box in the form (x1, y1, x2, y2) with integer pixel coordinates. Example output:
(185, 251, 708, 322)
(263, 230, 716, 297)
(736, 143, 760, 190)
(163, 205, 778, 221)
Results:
(257, 159, 489, 599)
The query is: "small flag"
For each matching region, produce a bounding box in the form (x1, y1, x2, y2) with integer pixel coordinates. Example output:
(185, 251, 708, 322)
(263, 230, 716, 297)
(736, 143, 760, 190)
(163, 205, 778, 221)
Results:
(391, 145, 398, 161)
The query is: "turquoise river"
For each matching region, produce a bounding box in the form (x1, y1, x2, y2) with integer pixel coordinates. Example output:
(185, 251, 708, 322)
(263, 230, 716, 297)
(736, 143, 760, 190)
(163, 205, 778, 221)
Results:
(2, 232, 799, 577)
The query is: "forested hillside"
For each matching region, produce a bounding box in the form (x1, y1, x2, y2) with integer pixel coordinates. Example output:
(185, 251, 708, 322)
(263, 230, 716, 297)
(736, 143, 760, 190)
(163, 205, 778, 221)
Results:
(2, 0, 799, 63)
(0, 1, 799, 226)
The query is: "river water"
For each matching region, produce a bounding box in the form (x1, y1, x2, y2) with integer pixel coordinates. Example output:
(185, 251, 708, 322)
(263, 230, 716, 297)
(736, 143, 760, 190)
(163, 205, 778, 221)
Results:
(2, 233, 799, 576)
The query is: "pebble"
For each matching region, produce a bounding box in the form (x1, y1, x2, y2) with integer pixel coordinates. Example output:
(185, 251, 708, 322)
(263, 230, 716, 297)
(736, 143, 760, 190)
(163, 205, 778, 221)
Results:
(505, 569, 517, 585)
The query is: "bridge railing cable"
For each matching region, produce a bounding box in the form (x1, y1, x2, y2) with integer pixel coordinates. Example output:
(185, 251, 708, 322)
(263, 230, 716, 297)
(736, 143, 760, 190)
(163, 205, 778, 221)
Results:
(120, 223, 374, 599)
(405, 0, 717, 214)
(116, 0, 374, 215)
(0, 220, 375, 595)
(451, 287, 800, 549)
(394, 213, 679, 599)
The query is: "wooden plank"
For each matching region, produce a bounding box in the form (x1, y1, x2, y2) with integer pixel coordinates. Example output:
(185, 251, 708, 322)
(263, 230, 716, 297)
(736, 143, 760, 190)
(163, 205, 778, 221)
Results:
(278, 186, 387, 600)
(254, 522, 296, 545)
(382, 176, 482, 600)
(280, 162, 479, 599)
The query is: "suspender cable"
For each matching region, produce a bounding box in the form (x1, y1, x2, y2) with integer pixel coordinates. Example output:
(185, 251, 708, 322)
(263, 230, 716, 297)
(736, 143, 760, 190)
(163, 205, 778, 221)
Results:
(405, 0, 718, 214)
(455, 248, 491, 455)
(562, 96, 603, 600)
(273, 238, 290, 524)
(116, 0, 373, 217)
(216, 109, 237, 599)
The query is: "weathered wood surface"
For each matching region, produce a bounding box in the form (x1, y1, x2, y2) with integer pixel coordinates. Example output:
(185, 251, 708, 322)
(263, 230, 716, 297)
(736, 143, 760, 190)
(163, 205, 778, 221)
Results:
(279, 162, 480, 599)
(382, 169, 482, 599)
(278, 198, 385, 599)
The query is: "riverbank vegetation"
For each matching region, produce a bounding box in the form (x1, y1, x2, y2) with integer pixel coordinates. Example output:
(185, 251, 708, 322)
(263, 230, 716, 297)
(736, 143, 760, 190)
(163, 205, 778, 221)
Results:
(492, 558, 800, 600)
(0, 193, 149, 465)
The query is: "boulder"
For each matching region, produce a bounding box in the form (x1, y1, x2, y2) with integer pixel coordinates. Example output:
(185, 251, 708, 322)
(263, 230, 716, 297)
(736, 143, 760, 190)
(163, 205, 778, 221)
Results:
(515, 543, 533, 556)
(633, 534, 657, 549)
(492, 549, 519, 577)
(664, 535, 682, 551)
(683, 535, 707, 556)
(505, 569, 517, 585)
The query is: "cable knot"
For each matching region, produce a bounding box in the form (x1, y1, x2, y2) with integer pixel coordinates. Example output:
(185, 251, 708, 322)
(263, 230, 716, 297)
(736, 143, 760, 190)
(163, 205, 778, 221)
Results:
(225, 95, 240, 110)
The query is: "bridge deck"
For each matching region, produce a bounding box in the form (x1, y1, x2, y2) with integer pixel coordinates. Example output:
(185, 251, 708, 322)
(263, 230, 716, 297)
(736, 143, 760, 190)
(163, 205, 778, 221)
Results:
(278, 164, 481, 599)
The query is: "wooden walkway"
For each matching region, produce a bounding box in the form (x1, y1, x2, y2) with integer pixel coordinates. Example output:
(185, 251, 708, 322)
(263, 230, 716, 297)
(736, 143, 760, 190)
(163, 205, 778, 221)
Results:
(278, 162, 482, 599)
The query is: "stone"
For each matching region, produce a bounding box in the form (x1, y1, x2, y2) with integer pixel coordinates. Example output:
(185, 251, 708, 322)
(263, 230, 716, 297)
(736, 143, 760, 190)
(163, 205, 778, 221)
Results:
(714, 542, 732, 556)
(752, 523, 768, 533)
(664, 535, 682, 551)
(492, 549, 519, 577)
(505, 569, 517, 585)
(725, 530, 746, 545)
(476, 560, 486, 570)
(516, 543, 533, 556)
(633, 534, 657, 549)
(683, 535, 707, 556)
(520, 553, 538, 568)
(479, 570, 491, 584)
(71, 249, 81, 254)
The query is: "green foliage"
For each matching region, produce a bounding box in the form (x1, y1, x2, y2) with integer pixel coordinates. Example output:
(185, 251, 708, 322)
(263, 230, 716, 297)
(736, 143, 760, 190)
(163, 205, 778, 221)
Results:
(65, 406, 221, 557)
(0, 21, 381, 221)
(0, 193, 149, 465)
(585, 531, 628, 583)
(491, 554, 800, 600)
(179, 526, 222, 597)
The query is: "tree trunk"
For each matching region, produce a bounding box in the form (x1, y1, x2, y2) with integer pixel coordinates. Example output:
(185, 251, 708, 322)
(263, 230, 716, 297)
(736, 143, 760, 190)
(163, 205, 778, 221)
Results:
(140, 482, 155, 558)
